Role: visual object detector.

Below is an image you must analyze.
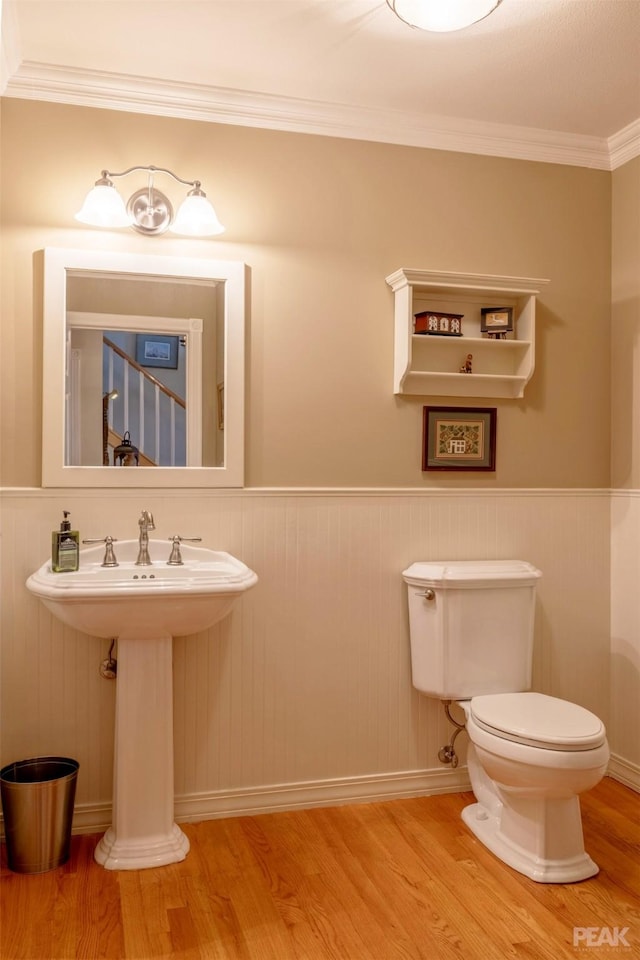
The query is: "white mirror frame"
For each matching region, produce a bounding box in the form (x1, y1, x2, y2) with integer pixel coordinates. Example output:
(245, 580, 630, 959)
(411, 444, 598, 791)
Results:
(42, 247, 247, 488)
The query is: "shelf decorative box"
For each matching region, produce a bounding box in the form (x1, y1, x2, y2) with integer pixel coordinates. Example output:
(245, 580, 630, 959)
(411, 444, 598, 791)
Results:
(414, 311, 463, 336)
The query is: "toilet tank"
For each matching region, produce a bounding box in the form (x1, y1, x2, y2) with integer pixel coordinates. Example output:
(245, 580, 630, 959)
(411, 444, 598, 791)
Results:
(402, 560, 541, 700)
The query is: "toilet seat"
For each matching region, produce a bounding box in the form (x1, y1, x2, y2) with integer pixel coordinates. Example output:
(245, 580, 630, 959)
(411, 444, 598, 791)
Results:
(470, 692, 606, 751)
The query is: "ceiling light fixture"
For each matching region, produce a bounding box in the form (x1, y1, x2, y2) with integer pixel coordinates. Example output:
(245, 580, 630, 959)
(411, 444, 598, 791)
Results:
(75, 165, 225, 237)
(387, 0, 503, 32)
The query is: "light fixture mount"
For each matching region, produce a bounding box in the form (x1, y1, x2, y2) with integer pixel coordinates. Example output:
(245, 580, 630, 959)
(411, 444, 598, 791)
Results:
(75, 164, 225, 237)
(127, 186, 173, 236)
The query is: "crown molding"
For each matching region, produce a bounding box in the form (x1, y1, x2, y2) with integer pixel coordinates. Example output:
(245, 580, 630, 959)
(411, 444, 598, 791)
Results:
(3, 60, 636, 171)
(608, 119, 640, 170)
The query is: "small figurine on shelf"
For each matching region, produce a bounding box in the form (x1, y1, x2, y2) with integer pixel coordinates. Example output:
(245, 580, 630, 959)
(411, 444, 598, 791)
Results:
(460, 354, 473, 374)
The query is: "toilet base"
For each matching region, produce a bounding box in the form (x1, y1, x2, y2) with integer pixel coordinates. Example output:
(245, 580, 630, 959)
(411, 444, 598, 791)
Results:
(462, 801, 599, 883)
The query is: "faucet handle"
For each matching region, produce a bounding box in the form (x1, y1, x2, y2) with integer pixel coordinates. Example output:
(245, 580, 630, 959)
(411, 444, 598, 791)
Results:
(82, 535, 119, 567)
(167, 535, 202, 566)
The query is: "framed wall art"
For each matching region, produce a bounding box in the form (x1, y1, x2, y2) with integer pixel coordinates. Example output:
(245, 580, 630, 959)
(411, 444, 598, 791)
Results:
(423, 406, 496, 471)
(481, 306, 513, 338)
(135, 334, 179, 369)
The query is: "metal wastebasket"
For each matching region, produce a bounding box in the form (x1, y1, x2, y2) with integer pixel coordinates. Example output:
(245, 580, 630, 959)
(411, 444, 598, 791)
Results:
(1, 757, 79, 874)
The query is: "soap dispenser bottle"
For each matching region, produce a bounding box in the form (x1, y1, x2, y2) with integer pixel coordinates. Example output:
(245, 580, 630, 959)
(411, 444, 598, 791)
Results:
(52, 510, 79, 572)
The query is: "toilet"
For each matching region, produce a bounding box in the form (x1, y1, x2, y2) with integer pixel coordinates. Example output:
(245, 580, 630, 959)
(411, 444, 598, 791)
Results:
(402, 560, 609, 883)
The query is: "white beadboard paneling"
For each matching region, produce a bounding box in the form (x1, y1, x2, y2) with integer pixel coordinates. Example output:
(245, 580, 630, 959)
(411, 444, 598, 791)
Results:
(0, 488, 618, 832)
(0, 496, 116, 808)
(610, 492, 640, 771)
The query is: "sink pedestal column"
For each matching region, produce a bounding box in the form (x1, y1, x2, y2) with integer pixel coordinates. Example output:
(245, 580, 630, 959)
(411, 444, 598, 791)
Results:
(94, 633, 189, 870)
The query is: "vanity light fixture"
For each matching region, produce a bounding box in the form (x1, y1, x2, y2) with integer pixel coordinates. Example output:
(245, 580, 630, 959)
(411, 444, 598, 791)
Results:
(75, 165, 225, 237)
(386, 0, 502, 32)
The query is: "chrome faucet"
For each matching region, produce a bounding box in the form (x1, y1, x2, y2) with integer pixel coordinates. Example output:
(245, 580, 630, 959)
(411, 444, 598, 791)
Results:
(136, 510, 155, 565)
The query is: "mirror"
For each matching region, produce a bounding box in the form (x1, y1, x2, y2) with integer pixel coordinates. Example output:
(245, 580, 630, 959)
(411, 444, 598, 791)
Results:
(42, 248, 246, 487)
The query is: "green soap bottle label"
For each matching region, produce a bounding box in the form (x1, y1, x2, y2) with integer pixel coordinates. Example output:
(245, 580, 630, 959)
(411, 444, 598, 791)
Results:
(57, 537, 78, 571)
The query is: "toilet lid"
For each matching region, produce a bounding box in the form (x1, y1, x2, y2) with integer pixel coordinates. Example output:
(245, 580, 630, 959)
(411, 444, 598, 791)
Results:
(470, 692, 606, 750)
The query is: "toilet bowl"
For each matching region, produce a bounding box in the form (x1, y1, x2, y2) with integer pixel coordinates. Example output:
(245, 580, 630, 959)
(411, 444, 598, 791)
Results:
(459, 692, 609, 883)
(403, 560, 609, 883)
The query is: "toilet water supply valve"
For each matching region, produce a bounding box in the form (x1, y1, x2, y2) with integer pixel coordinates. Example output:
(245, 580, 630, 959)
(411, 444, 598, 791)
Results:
(100, 638, 118, 679)
(439, 700, 466, 768)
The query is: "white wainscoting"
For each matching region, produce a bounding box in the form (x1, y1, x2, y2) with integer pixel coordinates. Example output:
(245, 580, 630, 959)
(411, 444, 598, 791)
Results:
(610, 490, 640, 788)
(0, 488, 629, 835)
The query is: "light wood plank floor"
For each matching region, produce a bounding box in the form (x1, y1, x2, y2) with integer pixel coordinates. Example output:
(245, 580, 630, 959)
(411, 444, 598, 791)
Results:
(1, 777, 639, 960)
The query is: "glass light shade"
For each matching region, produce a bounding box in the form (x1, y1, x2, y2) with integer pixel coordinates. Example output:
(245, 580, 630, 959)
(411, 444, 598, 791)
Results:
(75, 184, 132, 228)
(169, 195, 225, 236)
(388, 0, 502, 32)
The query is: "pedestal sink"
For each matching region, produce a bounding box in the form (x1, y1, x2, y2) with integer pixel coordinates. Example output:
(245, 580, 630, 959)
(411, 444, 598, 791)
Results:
(26, 538, 258, 870)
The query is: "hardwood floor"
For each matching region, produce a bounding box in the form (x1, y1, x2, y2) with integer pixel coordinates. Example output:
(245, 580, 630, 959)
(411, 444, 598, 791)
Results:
(1, 777, 638, 960)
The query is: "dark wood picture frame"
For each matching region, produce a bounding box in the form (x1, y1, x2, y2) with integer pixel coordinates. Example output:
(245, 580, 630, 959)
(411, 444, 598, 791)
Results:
(423, 406, 497, 471)
(480, 306, 513, 335)
(135, 334, 179, 369)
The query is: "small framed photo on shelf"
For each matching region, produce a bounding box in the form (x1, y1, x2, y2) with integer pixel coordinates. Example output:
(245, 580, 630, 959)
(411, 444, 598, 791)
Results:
(423, 406, 496, 472)
(481, 307, 513, 339)
(135, 334, 179, 369)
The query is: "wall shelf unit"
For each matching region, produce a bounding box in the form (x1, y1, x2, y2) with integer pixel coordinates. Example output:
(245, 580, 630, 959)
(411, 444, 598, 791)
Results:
(386, 269, 550, 399)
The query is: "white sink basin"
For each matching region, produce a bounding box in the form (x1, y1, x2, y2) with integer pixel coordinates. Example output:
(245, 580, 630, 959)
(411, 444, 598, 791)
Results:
(26, 536, 258, 871)
(26, 539, 258, 639)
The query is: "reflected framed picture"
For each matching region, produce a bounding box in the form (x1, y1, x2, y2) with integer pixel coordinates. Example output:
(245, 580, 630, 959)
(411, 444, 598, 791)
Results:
(135, 334, 179, 369)
(423, 406, 496, 471)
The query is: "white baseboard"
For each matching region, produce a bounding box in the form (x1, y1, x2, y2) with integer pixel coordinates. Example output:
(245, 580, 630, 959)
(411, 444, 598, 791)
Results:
(5, 759, 636, 843)
(175, 767, 472, 825)
(64, 758, 639, 837)
(0, 754, 640, 835)
(608, 754, 640, 793)
(70, 801, 113, 835)
(58, 767, 472, 837)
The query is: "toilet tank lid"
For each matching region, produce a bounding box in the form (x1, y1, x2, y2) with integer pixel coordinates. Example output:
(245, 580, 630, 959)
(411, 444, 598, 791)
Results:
(470, 692, 606, 749)
(402, 560, 541, 587)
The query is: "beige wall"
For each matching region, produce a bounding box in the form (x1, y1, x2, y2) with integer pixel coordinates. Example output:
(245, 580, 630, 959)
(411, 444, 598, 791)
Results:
(1, 99, 612, 489)
(611, 157, 640, 490)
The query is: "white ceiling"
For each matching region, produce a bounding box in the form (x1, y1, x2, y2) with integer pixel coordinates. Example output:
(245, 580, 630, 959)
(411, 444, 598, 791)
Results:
(2, 0, 640, 169)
